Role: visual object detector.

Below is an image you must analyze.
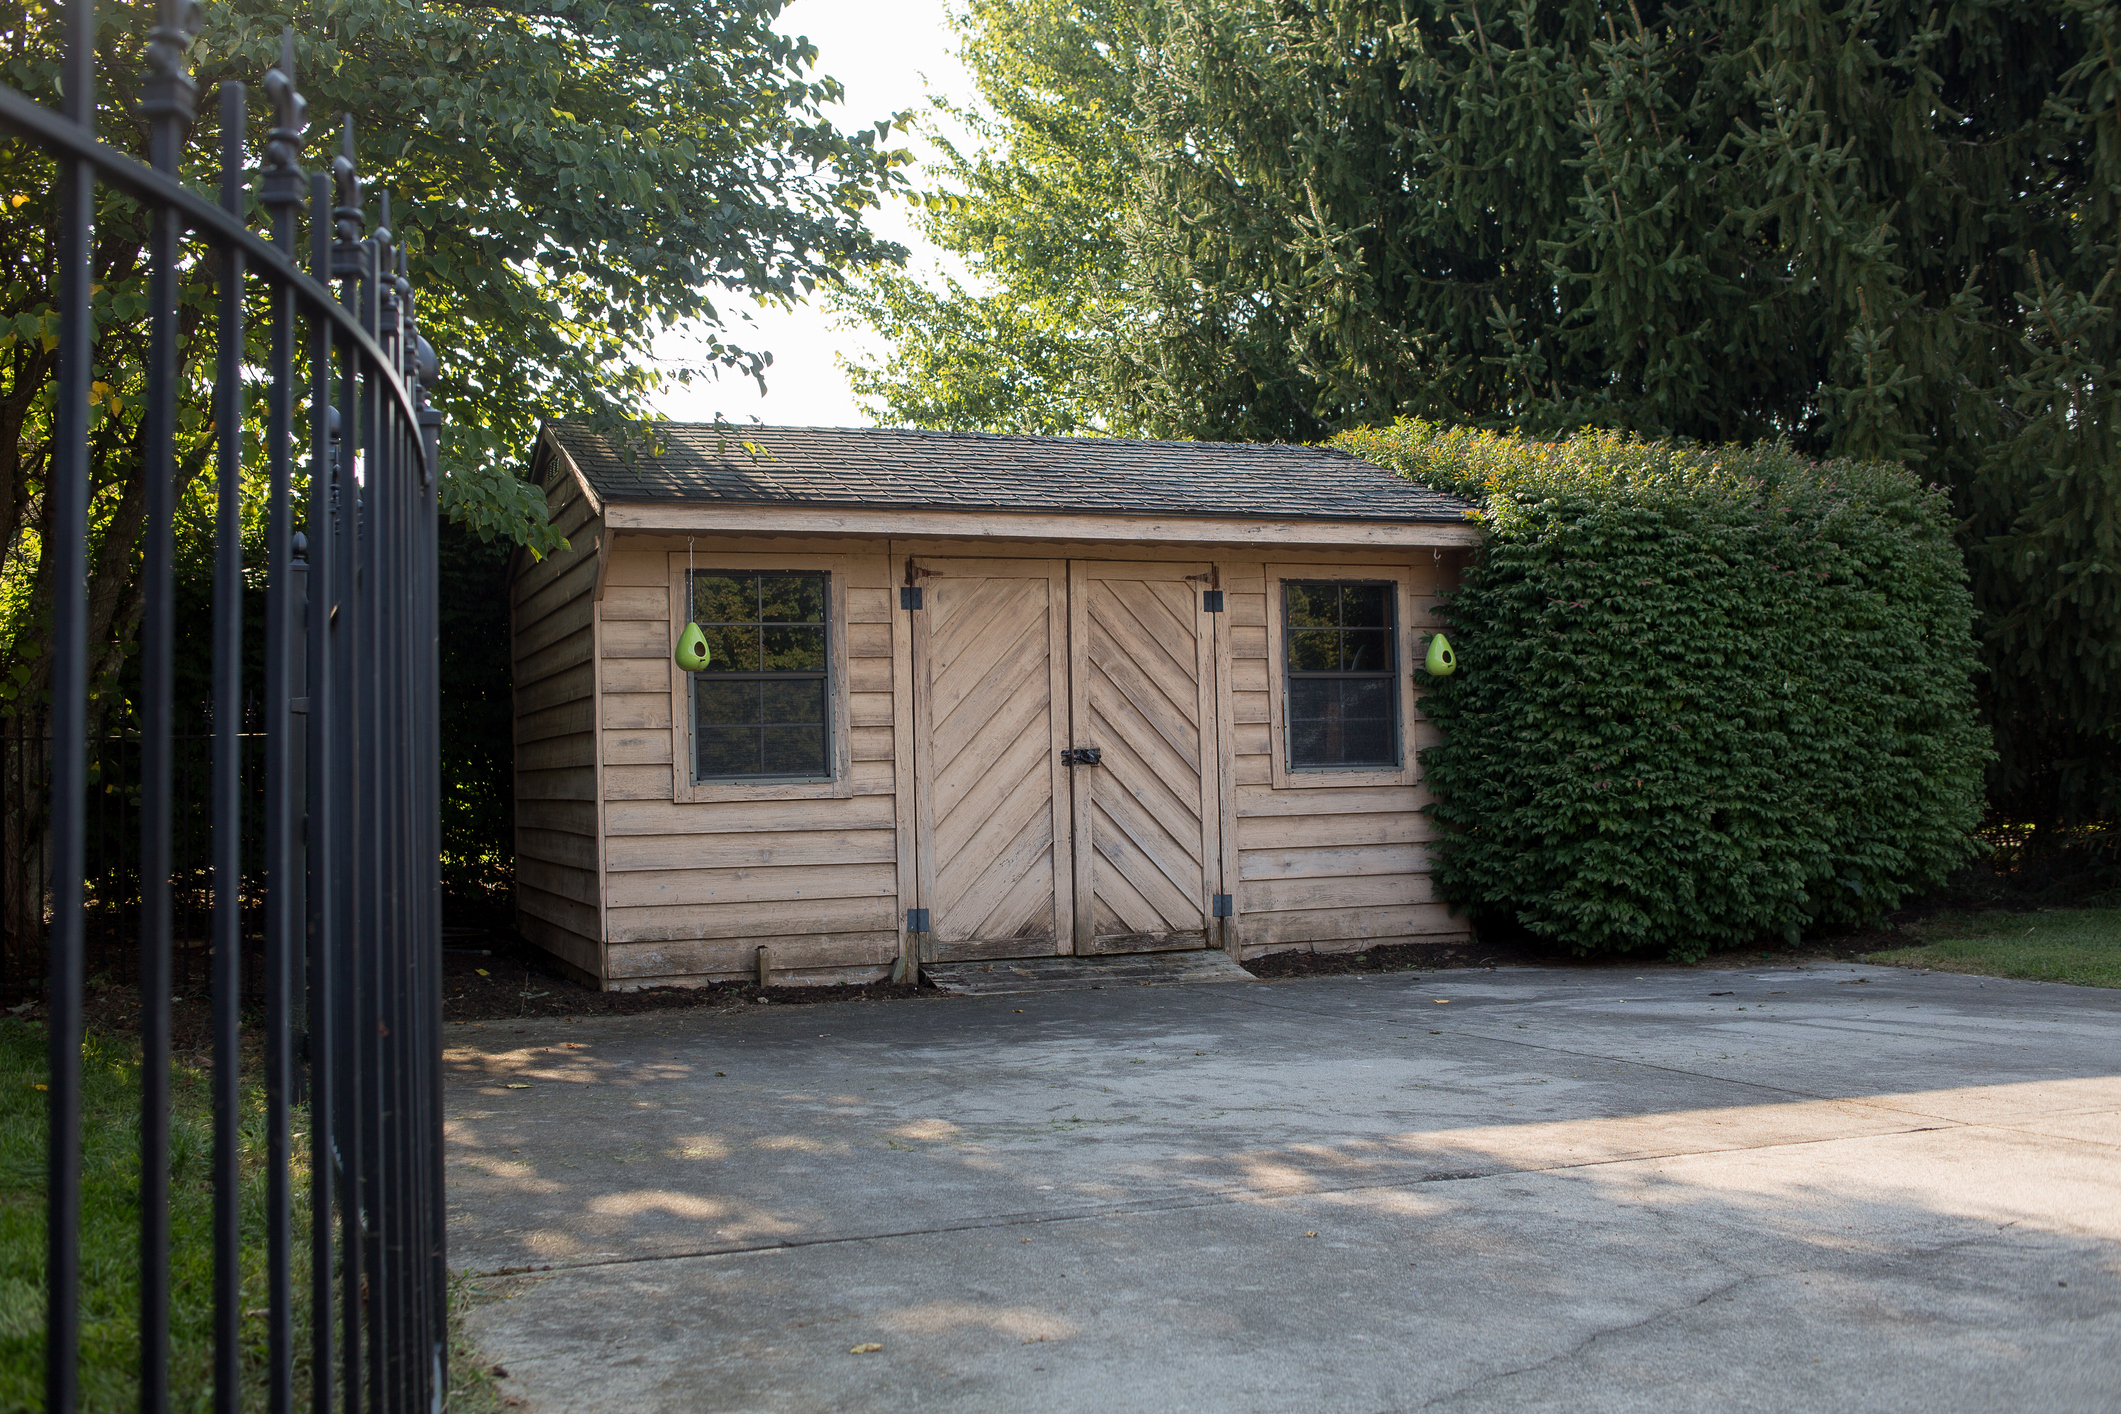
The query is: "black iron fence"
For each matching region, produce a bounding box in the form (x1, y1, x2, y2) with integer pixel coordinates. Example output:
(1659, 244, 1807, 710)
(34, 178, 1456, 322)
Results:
(2, 713, 272, 1004)
(7, 2, 448, 1409)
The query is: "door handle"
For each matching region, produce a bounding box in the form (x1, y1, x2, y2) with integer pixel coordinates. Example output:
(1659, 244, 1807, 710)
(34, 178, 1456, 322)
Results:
(1060, 747, 1102, 766)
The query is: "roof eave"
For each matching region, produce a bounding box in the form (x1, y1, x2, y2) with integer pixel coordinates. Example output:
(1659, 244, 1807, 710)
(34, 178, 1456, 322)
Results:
(595, 497, 1482, 548)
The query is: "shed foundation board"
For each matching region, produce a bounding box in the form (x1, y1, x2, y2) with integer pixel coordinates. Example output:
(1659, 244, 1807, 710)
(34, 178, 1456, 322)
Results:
(924, 948, 1256, 994)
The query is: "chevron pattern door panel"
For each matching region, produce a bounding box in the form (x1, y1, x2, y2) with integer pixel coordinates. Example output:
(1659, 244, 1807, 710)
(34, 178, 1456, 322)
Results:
(1068, 563, 1221, 954)
(910, 560, 1074, 960)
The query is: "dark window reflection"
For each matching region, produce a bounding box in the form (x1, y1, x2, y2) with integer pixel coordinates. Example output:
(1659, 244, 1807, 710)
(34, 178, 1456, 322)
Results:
(690, 572, 832, 780)
(1283, 581, 1399, 769)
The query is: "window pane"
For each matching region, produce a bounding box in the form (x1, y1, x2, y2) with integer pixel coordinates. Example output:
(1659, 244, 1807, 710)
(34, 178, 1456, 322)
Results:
(761, 625, 827, 672)
(697, 679, 761, 727)
(1333, 678, 1397, 764)
(698, 623, 759, 673)
(698, 725, 763, 777)
(1287, 698, 1331, 769)
(1340, 629, 1392, 672)
(698, 682, 761, 775)
(761, 724, 828, 776)
(1286, 629, 1340, 672)
(759, 575, 826, 623)
(1339, 584, 1391, 628)
(1287, 677, 1397, 768)
(1285, 582, 1340, 628)
(760, 678, 827, 725)
(694, 574, 754, 624)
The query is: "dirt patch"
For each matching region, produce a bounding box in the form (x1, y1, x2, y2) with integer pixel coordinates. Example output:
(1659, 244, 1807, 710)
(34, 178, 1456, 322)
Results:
(2, 931, 946, 1042)
(1238, 938, 1559, 979)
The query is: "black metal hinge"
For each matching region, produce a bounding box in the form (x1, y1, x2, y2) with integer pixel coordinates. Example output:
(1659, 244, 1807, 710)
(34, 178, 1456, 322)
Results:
(901, 586, 923, 610)
(1212, 894, 1234, 918)
(907, 907, 930, 933)
(1202, 589, 1224, 612)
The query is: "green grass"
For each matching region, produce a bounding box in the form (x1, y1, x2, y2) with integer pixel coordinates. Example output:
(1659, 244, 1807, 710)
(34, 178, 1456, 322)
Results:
(1861, 908, 2121, 989)
(0, 1016, 309, 1412)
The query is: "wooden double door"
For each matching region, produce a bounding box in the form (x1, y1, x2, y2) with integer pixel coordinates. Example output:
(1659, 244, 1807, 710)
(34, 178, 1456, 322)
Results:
(910, 558, 1225, 960)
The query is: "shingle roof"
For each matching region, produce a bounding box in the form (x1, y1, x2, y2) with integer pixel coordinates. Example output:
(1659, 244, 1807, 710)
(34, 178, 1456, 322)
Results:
(545, 422, 1472, 524)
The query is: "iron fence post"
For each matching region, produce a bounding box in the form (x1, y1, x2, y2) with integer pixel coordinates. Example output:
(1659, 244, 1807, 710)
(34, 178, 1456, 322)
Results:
(260, 29, 309, 1412)
(208, 80, 247, 1414)
(44, 0, 97, 1405)
(306, 165, 341, 1414)
(134, 1, 202, 1405)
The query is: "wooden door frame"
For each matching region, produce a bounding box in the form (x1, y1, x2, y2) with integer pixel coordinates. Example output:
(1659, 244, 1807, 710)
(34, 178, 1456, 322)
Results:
(907, 556, 1075, 959)
(1066, 559, 1223, 953)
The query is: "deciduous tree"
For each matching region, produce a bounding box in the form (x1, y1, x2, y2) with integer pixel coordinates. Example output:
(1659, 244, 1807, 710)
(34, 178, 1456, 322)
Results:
(2, 0, 910, 717)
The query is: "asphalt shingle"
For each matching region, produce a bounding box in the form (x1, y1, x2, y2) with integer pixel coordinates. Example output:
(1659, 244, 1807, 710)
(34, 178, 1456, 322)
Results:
(546, 422, 1471, 523)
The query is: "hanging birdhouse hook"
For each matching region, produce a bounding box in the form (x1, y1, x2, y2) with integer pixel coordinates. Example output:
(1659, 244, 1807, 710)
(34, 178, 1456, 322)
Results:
(674, 537, 710, 670)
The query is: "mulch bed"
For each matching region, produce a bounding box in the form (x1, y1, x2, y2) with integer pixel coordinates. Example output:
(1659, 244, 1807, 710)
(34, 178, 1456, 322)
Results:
(440, 930, 938, 1023)
(4, 906, 1997, 1042)
(1236, 916, 1952, 981)
(1237, 937, 1558, 978)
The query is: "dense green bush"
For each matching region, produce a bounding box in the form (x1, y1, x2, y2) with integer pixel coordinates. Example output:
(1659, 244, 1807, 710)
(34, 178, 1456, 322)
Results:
(1337, 422, 1990, 960)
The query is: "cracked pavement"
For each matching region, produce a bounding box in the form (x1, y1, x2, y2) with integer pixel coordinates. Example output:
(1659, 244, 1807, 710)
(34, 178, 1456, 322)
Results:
(446, 961, 2120, 1412)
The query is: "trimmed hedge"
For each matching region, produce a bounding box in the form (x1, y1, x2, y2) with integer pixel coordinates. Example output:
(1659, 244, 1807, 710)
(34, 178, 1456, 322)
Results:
(1335, 422, 1990, 960)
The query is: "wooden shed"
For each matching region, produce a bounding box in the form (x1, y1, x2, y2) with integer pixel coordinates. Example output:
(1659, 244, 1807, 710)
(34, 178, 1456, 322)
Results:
(509, 422, 1479, 989)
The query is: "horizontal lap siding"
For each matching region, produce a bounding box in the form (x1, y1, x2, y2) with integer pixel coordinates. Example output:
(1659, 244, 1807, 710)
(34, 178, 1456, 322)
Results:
(598, 540, 904, 984)
(607, 932, 900, 985)
(516, 521, 1466, 979)
(1223, 558, 1470, 958)
(511, 463, 606, 978)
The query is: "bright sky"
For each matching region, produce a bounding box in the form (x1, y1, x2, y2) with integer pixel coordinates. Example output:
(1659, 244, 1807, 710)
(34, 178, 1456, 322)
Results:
(649, 0, 979, 430)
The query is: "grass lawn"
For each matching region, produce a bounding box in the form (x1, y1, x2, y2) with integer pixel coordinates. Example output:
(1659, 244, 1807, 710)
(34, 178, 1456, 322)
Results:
(0, 1013, 503, 1412)
(0, 1014, 308, 1411)
(1861, 908, 2121, 989)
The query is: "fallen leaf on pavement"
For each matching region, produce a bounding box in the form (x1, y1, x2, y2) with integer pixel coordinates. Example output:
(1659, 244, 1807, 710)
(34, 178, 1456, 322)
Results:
(850, 1343, 882, 1354)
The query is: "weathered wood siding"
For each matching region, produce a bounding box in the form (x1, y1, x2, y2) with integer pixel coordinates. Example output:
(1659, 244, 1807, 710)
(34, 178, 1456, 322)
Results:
(596, 536, 903, 988)
(510, 466, 605, 979)
(510, 518, 1469, 988)
(1216, 551, 1465, 959)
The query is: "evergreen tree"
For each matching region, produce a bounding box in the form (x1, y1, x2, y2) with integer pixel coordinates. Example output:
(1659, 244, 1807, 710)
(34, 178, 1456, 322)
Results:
(849, 0, 2121, 827)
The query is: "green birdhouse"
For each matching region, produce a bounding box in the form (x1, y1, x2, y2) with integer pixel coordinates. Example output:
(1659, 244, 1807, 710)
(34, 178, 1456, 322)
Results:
(1424, 633, 1457, 676)
(674, 621, 710, 672)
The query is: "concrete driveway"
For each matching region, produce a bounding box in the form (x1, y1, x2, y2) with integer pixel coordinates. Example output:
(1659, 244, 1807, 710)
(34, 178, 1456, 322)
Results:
(446, 962, 2120, 1412)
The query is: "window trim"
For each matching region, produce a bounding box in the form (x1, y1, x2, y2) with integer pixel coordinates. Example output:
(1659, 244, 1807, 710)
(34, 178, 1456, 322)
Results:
(1263, 563, 1421, 790)
(665, 552, 852, 804)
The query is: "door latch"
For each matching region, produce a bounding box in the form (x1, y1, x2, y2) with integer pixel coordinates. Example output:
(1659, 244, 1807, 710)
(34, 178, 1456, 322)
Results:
(1060, 747, 1103, 767)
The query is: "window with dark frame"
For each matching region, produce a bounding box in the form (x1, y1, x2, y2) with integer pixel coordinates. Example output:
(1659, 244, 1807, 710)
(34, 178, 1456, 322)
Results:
(689, 571, 832, 781)
(1283, 581, 1399, 770)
